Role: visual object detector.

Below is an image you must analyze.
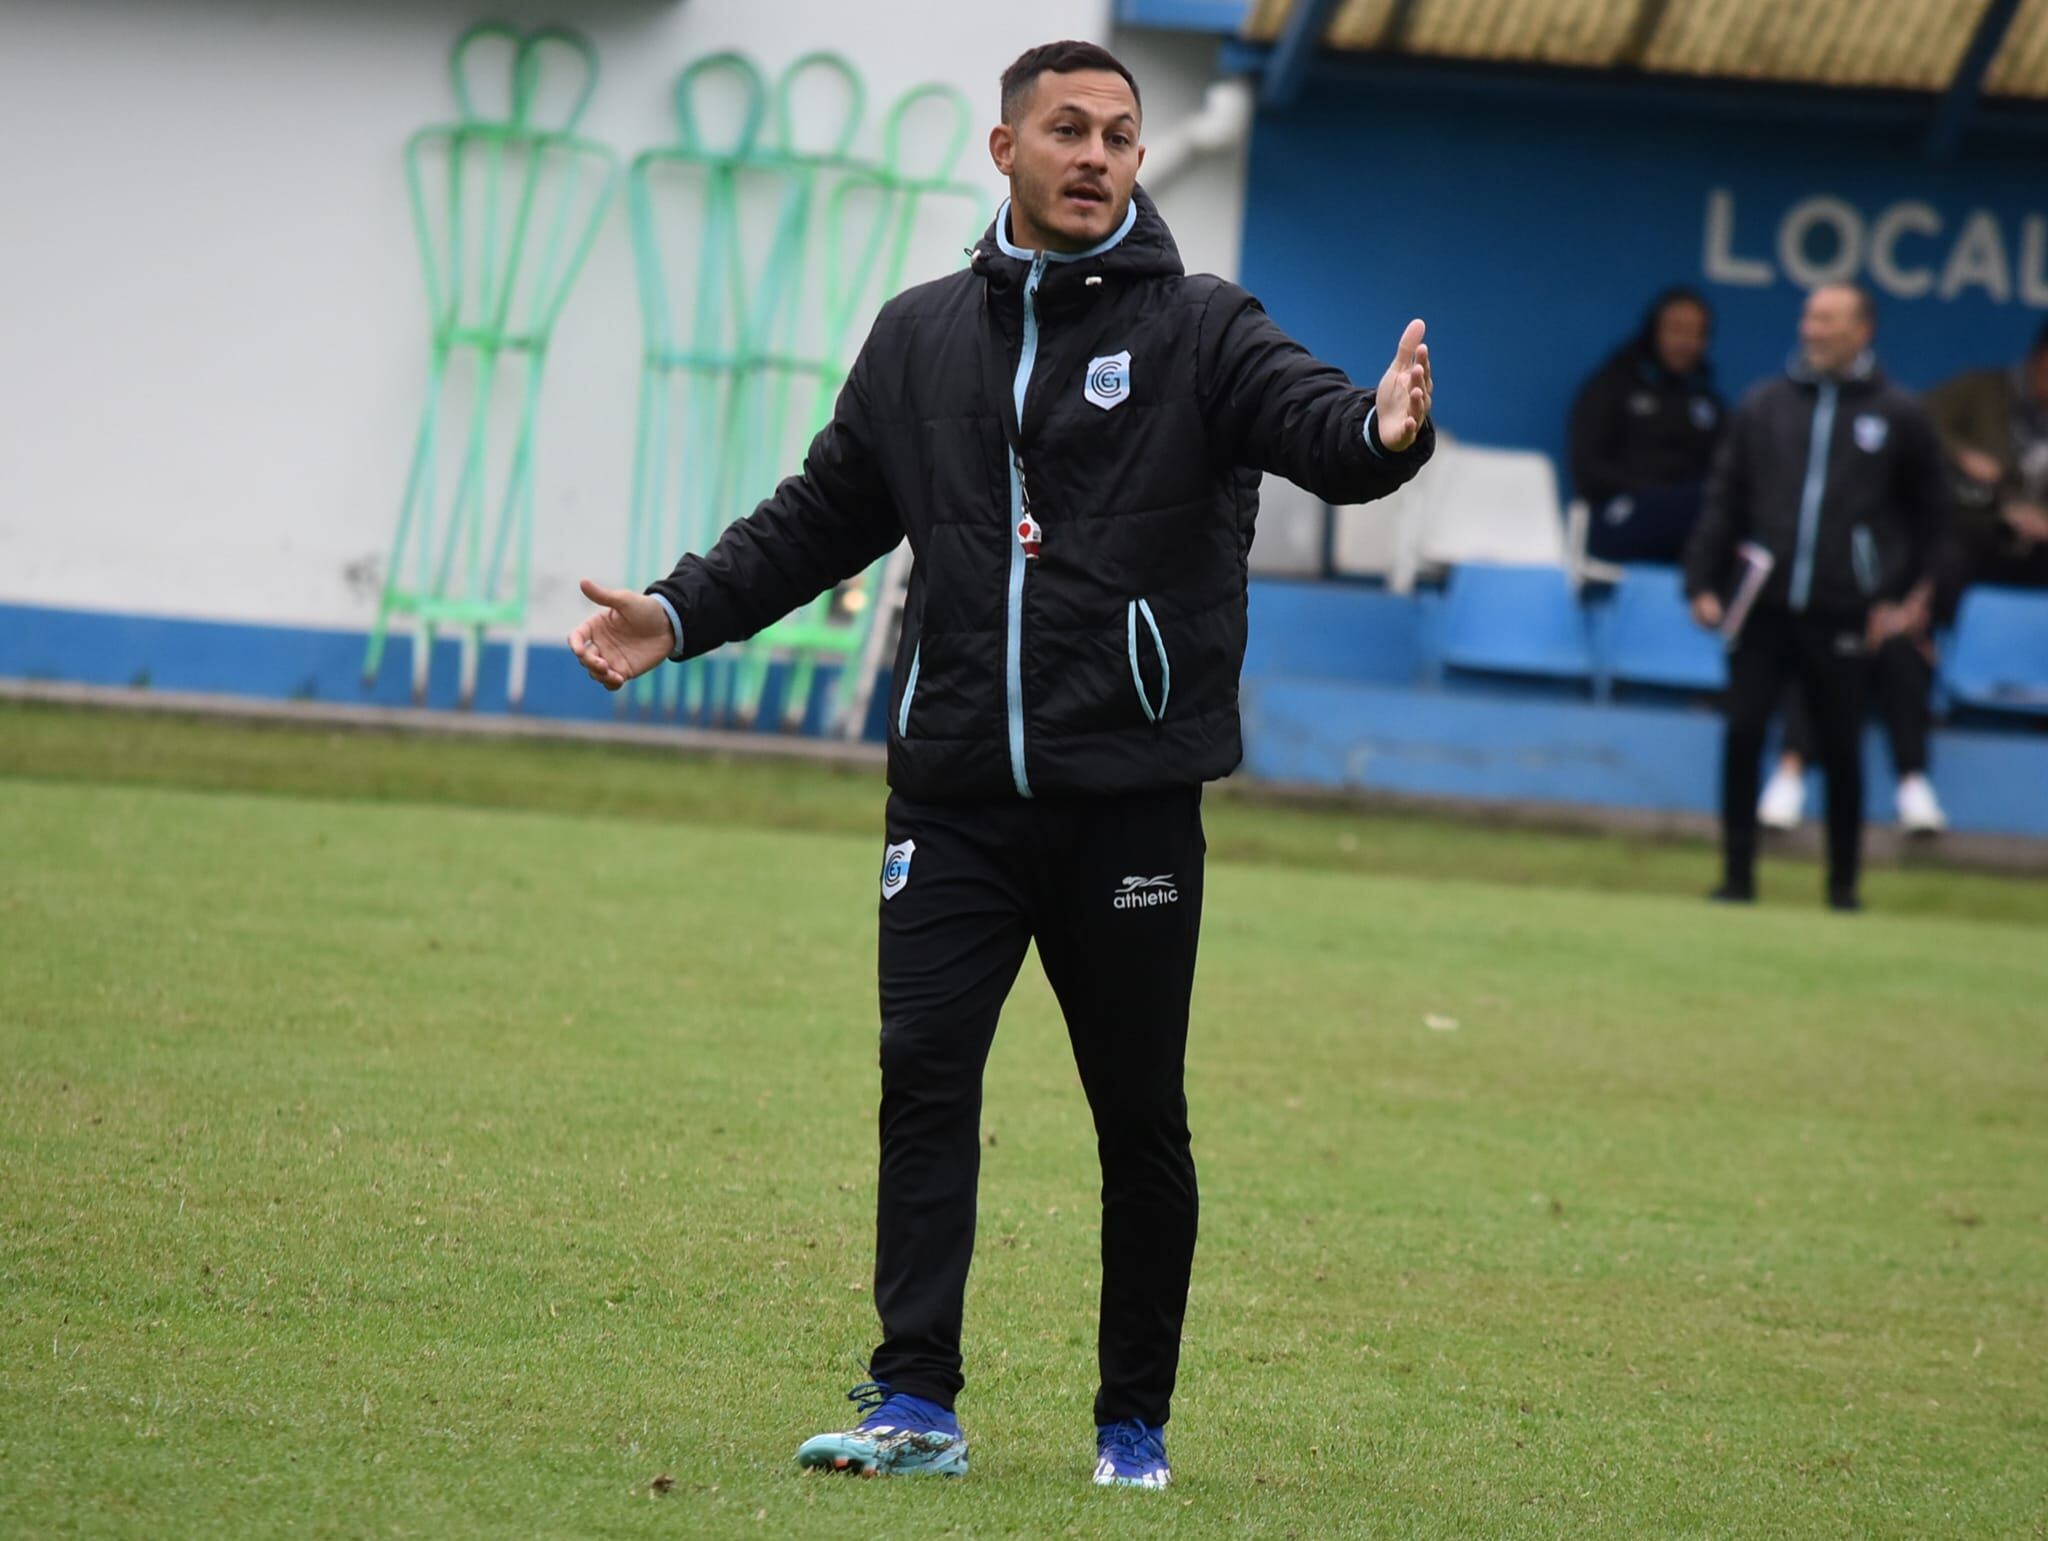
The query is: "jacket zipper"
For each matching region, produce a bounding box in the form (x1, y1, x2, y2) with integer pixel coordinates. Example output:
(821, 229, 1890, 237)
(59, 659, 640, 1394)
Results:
(897, 642, 921, 738)
(1004, 251, 1047, 799)
(1850, 525, 1879, 596)
(1126, 598, 1171, 723)
(1788, 380, 1838, 612)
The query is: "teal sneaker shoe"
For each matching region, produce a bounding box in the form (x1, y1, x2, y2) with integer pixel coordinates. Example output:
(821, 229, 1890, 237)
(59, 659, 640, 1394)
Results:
(795, 1382, 968, 1478)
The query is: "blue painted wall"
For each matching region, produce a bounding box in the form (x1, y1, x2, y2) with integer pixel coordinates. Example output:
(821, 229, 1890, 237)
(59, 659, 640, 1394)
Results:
(0, 604, 886, 741)
(1239, 71, 2048, 493)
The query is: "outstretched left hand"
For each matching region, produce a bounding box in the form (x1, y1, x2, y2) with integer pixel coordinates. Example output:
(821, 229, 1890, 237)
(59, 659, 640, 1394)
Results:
(1375, 318, 1432, 452)
(568, 578, 673, 691)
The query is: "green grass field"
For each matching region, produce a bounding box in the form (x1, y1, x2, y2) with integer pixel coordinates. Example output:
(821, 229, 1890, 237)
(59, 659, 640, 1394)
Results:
(3, 703, 2044, 1537)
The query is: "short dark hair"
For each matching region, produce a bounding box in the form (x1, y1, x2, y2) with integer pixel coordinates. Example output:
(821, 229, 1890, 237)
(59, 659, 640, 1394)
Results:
(1000, 41, 1140, 125)
(1814, 280, 1877, 328)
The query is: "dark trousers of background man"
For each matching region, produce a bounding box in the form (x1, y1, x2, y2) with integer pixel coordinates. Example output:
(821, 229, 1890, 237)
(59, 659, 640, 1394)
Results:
(869, 787, 1205, 1429)
(1722, 607, 1870, 901)
(1586, 483, 1707, 565)
(1781, 634, 1932, 779)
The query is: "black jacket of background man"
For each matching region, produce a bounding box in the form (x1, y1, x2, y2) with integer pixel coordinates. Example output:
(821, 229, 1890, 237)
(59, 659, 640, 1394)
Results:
(1567, 315, 1724, 505)
(650, 187, 1433, 801)
(1683, 353, 1946, 618)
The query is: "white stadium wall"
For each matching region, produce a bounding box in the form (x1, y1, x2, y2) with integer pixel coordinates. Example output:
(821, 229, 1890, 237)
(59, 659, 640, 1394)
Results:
(0, 0, 1249, 645)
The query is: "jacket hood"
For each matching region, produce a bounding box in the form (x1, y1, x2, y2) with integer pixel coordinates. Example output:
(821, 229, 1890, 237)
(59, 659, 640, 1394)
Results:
(1786, 348, 1883, 391)
(1609, 286, 1714, 388)
(969, 183, 1184, 286)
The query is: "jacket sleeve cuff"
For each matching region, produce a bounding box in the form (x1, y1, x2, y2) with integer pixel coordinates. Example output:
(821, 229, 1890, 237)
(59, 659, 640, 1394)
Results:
(1364, 404, 1429, 460)
(650, 592, 686, 661)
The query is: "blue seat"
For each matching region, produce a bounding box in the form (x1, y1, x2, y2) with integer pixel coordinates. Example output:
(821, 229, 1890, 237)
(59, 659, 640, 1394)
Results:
(1942, 586, 2048, 716)
(1438, 563, 1595, 685)
(1601, 564, 1727, 693)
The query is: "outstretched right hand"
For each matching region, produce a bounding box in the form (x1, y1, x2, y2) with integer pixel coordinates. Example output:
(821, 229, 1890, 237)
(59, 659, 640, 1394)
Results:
(568, 578, 672, 691)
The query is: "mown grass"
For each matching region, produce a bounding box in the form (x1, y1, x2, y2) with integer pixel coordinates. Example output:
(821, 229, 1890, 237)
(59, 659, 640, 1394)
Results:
(3, 700, 2042, 923)
(2, 704, 2044, 1537)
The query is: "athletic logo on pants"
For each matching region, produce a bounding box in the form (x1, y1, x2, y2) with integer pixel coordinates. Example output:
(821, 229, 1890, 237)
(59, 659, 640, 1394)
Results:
(882, 839, 915, 901)
(1113, 873, 1177, 909)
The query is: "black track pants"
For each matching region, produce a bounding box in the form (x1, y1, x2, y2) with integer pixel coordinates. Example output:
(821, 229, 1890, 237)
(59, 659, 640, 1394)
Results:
(1722, 608, 1870, 900)
(867, 787, 1204, 1428)
(1780, 633, 1932, 778)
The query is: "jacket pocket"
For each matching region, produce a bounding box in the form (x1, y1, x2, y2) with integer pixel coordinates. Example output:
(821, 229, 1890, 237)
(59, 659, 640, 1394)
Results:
(1126, 599, 1171, 724)
(896, 642, 922, 738)
(1850, 525, 1879, 596)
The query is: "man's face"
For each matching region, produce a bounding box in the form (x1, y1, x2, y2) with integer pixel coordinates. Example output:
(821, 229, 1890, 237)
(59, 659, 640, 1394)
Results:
(989, 69, 1142, 253)
(1798, 286, 1872, 375)
(1653, 301, 1709, 376)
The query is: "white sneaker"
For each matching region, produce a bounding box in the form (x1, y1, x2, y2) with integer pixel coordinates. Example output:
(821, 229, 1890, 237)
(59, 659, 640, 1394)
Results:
(1896, 773, 1948, 835)
(1758, 763, 1806, 830)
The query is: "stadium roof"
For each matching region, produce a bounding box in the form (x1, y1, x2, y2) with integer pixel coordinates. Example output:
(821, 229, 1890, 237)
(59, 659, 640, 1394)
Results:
(1228, 0, 2048, 97)
(1115, 0, 2048, 153)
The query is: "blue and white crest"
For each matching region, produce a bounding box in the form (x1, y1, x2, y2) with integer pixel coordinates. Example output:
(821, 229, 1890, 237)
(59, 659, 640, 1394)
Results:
(1085, 350, 1131, 411)
(881, 838, 915, 901)
(1690, 396, 1719, 431)
(1853, 413, 1888, 453)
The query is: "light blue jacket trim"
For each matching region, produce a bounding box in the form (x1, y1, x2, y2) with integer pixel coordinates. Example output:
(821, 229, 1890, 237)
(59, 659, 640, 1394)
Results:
(989, 197, 1136, 800)
(652, 592, 686, 661)
(993, 197, 1138, 264)
(1126, 599, 1170, 723)
(1004, 252, 1049, 799)
(1005, 454, 1032, 796)
(1851, 525, 1879, 596)
(1788, 381, 1838, 612)
(897, 642, 921, 738)
(1362, 405, 1384, 459)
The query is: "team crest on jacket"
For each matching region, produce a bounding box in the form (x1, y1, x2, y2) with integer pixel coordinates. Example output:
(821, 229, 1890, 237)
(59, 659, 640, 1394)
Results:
(1085, 351, 1131, 410)
(1853, 413, 1888, 452)
(881, 839, 915, 901)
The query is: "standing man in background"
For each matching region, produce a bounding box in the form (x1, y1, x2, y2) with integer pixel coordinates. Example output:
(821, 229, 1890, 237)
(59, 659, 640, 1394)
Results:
(567, 40, 1434, 1488)
(1684, 283, 1945, 911)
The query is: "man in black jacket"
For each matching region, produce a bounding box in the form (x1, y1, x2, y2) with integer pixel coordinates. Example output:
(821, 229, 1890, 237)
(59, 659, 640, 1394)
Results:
(567, 41, 1434, 1487)
(1568, 287, 1724, 563)
(1683, 283, 1944, 910)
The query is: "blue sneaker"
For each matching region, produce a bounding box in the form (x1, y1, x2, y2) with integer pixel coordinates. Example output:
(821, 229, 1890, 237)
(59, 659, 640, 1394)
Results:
(795, 1382, 968, 1478)
(1093, 1418, 1171, 1488)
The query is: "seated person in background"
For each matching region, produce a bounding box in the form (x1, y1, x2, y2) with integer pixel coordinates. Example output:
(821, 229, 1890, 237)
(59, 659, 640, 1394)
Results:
(1923, 319, 2048, 609)
(1569, 287, 1725, 563)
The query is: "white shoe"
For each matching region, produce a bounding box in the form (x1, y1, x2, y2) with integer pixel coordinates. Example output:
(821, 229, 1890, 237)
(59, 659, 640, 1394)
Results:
(1896, 773, 1948, 835)
(1758, 764, 1806, 830)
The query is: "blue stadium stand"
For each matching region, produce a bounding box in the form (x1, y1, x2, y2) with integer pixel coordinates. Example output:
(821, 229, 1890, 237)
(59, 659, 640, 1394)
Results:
(1598, 564, 1727, 695)
(1941, 586, 2048, 718)
(1241, 578, 1427, 685)
(1437, 563, 1595, 689)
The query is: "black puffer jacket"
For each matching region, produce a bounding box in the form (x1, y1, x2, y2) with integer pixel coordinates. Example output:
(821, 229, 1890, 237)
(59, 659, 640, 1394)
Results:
(651, 188, 1433, 801)
(1683, 354, 1946, 618)
(1567, 296, 1724, 504)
